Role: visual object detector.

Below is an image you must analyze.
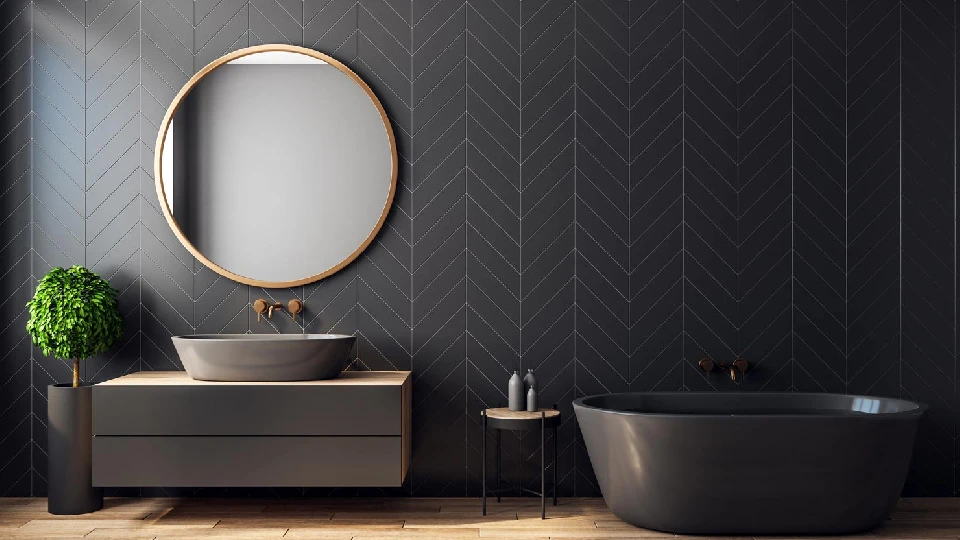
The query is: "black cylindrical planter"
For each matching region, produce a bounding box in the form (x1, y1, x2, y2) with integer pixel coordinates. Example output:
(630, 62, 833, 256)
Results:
(48, 384, 102, 515)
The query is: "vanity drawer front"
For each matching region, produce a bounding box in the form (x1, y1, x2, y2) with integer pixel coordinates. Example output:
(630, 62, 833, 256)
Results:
(92, 436, 403, 487)
(93, 385, 400, 436)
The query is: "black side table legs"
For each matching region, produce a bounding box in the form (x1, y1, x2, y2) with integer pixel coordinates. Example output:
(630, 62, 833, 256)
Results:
(481, 407, 560, 519)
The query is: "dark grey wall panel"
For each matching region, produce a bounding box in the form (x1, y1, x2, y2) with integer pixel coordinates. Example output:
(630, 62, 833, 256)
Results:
(901, 0, 956, 496)
(3, 0, 960, 497)
(0, 0, 33, 497)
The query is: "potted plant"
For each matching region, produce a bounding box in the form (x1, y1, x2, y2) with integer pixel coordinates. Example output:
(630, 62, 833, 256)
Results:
(26, 266, 123, 515)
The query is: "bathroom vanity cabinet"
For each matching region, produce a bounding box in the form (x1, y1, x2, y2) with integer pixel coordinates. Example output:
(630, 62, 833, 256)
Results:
(91, 371, 411, 487)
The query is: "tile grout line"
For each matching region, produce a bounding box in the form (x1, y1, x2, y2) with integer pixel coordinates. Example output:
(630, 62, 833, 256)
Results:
(681, 0, 686, 392)
(845, 0, 849, 401)
(898, 0, 903, 400)
(409, 0, 414, 497)
(83, 0, 87, 385)
(463, 0, 468, 496)
(519, 0, 524, 495)
(138, 0, 143, 389)
(790, 0, 795, 390)
(573, 0, 578, 495)
(247, 0, 251, 337)
(193, 0, 197, 340)
(518, 1, 524, 496)
(733, 1, 748, 388)
(28, 0, 33, 497)
(736, 0, 740, 383)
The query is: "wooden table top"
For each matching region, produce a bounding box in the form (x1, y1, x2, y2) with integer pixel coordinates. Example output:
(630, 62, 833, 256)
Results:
(484, 407, 560, 420)
(96, 370, 411, 386)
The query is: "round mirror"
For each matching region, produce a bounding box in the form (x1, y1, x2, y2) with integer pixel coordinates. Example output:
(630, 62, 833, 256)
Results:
(155, 44, 396, 287)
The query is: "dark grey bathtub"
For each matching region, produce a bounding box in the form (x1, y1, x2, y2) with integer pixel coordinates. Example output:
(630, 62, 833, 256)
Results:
(573, 392, 925, 535)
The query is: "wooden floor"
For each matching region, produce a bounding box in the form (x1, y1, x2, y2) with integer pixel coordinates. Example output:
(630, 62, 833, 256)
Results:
(0, 497, 957, 539)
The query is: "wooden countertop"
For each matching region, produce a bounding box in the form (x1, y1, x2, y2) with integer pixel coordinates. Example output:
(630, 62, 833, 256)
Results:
(97, 371, 411, 386)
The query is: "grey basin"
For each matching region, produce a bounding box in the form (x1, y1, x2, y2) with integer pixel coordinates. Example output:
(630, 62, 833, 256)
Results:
(172, 334, 356, 381)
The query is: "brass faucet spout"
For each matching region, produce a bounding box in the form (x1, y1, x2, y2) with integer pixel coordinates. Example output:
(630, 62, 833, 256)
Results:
(253, 299, 284, 321)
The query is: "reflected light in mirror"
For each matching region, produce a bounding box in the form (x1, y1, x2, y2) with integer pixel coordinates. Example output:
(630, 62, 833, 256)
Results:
(227, 51, 328, 64)
(161, 119, 173, 212)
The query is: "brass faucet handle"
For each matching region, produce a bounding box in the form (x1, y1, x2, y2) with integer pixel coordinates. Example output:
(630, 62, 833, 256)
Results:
(729, 358, 748, 382)
(287, 299, 304, 322)
(253, 299, 269, 322)
(698, 358, 715, 372)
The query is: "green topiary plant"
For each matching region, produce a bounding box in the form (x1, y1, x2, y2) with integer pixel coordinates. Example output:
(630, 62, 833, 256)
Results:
(26, 266, 123, 387)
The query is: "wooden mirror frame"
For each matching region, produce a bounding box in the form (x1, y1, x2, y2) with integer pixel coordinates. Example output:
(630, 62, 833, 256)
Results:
(154, 44, 398, 288)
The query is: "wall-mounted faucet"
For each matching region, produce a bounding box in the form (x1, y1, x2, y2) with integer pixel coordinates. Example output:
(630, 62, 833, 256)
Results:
(253, 299, 304, 323)
(699, 357, 749, 383)
(253, 299, 280, 321)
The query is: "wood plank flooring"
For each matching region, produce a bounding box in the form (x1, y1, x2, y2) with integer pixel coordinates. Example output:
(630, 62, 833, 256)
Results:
(0, 497, 956, 539)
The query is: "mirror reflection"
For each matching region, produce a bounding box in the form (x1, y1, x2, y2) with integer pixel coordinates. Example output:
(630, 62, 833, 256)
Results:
(157, 46, 395, 287)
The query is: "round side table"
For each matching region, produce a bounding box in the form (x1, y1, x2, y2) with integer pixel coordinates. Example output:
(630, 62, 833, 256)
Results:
(481, 407, 560, 519)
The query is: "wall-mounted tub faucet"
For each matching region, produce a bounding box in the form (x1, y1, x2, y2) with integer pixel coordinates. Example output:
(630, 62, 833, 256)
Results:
(699, 357, 748, 382)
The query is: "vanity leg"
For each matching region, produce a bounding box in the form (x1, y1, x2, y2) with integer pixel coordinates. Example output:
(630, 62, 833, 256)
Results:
(482, 411, 486, 516)
(553, 424, 558, 506)
(496, 429, 501, 503)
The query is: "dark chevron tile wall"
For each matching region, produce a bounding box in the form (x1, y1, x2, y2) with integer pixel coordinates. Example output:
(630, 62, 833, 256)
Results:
(0, 0, 958, 497)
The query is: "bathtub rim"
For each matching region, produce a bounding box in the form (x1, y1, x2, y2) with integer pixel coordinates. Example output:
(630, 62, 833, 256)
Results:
(572, 392, 927, 420)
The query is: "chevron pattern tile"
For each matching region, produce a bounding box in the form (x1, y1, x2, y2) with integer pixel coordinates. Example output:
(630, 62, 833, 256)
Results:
(464, 0, 520, 496)
(793, 0, 846, 394)
(3, 0, 960, 497)
(574, 0, 627, 496)
(737, 0, 792, 392)
(847, 0, 901, 401)
(519, 0, 576, 496)
(411, 0, 465, 496)
(682, 0, 737, 392)
(630, 0, 683, 395)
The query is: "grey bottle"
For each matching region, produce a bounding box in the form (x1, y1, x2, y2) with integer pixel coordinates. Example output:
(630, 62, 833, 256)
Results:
(523, 369, 537, 392)
(508, 371, 523, 411)
(526, 385, 538, 412)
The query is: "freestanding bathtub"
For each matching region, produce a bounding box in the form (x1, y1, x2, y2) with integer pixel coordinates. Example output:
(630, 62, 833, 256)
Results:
(573, 392, 925, 535)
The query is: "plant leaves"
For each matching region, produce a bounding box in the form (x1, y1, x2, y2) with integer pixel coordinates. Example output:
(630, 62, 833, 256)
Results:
(25, 266, 124, 362)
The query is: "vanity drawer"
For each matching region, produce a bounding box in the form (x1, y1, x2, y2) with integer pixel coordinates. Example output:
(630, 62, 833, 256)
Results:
(92, 436, 403, 487)
(93, 379, 404, 436)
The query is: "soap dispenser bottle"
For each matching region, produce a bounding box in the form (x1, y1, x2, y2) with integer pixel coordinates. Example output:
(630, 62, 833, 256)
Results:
(526, 385, 538, 412)
(508, 371, 523, 411)
(523, 369, 537, 392)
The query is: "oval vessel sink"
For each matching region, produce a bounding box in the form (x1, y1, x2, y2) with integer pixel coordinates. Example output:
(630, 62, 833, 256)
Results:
(172, 334, 356, 381)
